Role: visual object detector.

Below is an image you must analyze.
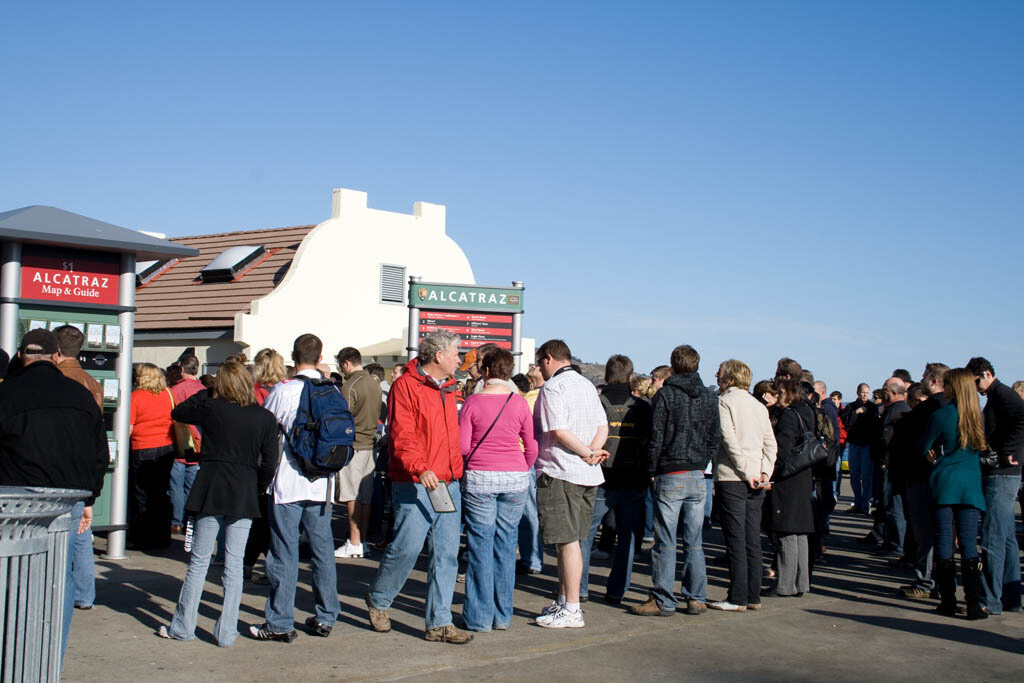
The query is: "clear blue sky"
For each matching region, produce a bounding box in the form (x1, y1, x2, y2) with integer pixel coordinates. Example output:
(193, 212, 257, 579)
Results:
(3, 1, 1022, 394)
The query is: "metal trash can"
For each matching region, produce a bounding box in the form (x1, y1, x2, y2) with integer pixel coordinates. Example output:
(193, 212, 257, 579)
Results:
(0, 487, 89, 682)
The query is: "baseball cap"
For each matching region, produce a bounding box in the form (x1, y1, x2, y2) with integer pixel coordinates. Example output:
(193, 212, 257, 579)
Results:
(19, 328, 59, 355)
(458, 348, 478, 372)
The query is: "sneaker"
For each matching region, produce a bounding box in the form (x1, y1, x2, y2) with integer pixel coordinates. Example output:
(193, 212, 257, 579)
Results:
(456, 572, 466, 583)
(334, 540, 364, 558)
(747, 602, 762, 611)
(515, 563, 541, 575)
(304, 616, 332, 637)
(365, 595, 391, 633)
(248, 623, 297, 643)
(424, 624, 473, 644)
(539, 600, 563, 617)
(536, 606, 584, 629)
(900, 585, 932, 600)
(628, 597, 674, 617)
(685, 600, 706, 615)
(707, 601, 747, 612)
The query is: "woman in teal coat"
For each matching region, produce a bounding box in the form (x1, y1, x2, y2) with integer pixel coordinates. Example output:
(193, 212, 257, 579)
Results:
(919, 368, 988, 620)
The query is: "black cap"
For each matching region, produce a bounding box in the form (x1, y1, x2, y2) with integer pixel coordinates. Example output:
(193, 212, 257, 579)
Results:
(19, 328, 59, 355)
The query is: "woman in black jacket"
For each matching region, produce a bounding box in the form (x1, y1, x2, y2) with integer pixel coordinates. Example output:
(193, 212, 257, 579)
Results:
(158, 360, 278, 647)
(766, 379, 816, 597)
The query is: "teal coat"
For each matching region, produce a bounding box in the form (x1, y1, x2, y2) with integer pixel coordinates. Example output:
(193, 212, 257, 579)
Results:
(919, 403, 985, 511)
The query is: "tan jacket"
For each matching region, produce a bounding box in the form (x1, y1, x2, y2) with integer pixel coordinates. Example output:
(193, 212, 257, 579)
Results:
(715, 386, 777, 483)
(57, 358, 103, 410)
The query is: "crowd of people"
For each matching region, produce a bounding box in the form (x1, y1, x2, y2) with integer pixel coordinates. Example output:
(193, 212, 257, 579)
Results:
(0, 326, 1021, 659)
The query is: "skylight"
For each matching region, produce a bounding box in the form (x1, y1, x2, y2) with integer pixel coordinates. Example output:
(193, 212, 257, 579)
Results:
(135, 258, 177, 286)
(199, 245, 265, 283)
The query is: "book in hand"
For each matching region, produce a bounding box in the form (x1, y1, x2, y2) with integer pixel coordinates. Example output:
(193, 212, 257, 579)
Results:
(427, 481, 457, 513)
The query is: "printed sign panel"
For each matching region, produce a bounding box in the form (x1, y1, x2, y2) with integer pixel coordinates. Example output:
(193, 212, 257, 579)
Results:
(20, 245, 120, 305)
(409, 283, 523, 313)
(418, 310, 514, 350)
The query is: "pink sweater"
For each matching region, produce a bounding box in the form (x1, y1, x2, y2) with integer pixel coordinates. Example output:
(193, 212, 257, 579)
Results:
(459, 392, 538, 471)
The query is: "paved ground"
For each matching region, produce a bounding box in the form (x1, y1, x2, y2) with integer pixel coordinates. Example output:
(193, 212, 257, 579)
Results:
(63, 488, 1023, 682)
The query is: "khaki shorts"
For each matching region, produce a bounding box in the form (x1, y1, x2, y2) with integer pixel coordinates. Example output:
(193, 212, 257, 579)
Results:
(336, 449, 375, 504)
(536, 473, 597, 545)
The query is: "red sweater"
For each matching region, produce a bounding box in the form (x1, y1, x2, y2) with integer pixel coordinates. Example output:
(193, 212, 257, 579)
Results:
(387, 358, 463, 484)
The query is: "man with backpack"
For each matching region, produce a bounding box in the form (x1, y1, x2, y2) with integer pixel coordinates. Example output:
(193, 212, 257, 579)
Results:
(580, 355, 652, 604)
(250, 333, 344, 643)
(364, 331, 473, 644)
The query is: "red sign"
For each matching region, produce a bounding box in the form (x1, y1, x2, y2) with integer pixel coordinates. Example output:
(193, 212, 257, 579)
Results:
(419, 310, 513, 350)
(20, 246, 120, 305)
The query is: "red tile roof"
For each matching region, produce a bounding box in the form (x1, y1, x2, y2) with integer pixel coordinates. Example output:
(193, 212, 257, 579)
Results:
(134, 225, 315, 330)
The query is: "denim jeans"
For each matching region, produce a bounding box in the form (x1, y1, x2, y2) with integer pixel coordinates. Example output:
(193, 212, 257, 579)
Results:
(265, 500, 339, 633)
(169, 460, 199, 528)
(981, 474, 1022, 614)
(704, 477, 714, 524)
(369, 481, 462, 630)
(71, 519, 95, 608)
(716, 482, 764, 605)
(61, 502, 84, 668)
(650, 471, 706, 609)
(581, 486, 645, 599)
(833, 446, 845, 499)
(517, 468, 544, 572)
(847, 444, 873, 511)
(904, 481, 934, 589)
(462, 488, 526, 631)
(169, 515, 252, 646)
(934, 505, 980, 561)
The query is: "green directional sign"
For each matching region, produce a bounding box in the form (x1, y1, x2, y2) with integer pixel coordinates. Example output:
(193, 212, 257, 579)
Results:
(409, 282, 524, 313)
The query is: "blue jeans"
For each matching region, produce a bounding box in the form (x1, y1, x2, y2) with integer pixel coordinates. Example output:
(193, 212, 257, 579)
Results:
(71, 517, 95, 608)
(650, 471, 707, 609)
(581, 487, 645, 599)
(169, 460, 199, 528)
(517, 468, 544, 571)
(833, 446, 845, 499)
(847, 444, 873, 511)
(369, 481, 462, 630)
(61, 502, 84, 668)
(169, 515, 252, 646)
(934, 505, 980, 561)
(981, 474, 1022, 614)
(265, 500, 339, 633)
(463, 488, 525, 631)
(644, 489, 654, 540)
(704, 477, 713, 524)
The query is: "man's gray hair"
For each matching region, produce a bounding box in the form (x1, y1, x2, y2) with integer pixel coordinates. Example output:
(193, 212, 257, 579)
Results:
(419, 330, 460, 364)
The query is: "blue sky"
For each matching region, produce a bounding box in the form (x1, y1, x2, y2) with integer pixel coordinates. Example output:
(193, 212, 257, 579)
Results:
(2, 2, 1022, 394)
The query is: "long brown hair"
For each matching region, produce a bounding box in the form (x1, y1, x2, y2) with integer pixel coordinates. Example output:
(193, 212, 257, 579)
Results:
(945, 368, 987, 451)
(215, 360, 256, 406)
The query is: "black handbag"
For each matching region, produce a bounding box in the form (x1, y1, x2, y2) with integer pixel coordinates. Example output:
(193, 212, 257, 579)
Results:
(777, 409, 830, 479)
(979, 448, 1001, 474)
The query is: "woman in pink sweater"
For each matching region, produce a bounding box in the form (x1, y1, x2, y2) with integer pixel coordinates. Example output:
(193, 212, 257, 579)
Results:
(459, 349, 538, 632)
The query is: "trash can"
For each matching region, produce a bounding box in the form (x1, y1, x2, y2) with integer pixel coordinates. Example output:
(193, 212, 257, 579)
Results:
(0, 487, 90, 682)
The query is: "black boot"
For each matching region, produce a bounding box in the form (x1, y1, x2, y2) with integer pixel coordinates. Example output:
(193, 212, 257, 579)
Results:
(963, 557, 988, 621)
(934, 558, 957, 617)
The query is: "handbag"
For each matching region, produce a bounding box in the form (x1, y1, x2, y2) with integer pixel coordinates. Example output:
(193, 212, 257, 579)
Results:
(979, 448, 1001, 474)
(777, 408, 830, 479)
(165, 389, 196, 459)
(466, 393, 514, 461)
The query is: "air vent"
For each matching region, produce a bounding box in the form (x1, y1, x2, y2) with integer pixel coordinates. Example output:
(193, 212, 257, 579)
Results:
(380, 264, 405, 304)
(136, 258, 177, 287)
(200, 245, 265, 283)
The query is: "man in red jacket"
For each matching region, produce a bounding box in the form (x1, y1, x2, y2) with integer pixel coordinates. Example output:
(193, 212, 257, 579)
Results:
(365, 330, 472, 644)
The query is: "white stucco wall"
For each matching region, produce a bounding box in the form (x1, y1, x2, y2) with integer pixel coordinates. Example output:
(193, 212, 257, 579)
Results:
(234, 188, 476, 362)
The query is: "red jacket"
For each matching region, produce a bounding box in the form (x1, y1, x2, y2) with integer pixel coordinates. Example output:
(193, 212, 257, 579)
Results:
(387, 358, 463, 484)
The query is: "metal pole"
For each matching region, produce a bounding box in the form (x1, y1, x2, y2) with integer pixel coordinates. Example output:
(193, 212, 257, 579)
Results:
(0, 241, 23, 357)
(104, 253, 135, 560)
(407, 275, 421, 362)
(511, 280, 524, 372)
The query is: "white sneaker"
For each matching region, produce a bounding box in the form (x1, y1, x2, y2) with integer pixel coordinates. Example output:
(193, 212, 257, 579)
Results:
(536, 606, 584, 629)
(538, 600, 562, 618)
(707, 600, 747, 612)
(334, 540, 364, 558)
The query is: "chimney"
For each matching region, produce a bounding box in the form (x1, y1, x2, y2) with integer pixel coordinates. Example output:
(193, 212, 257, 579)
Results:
(332, 188, 367, 219)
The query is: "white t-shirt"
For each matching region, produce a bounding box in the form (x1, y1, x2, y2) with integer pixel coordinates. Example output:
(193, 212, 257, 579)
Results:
(263, 369, 334, 505)
(534, 369, 607, 486)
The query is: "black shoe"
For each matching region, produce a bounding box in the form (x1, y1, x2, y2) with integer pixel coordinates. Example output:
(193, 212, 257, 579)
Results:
(249, 623, 298, 642)
(515, 563, 541, 576)
(856, 533, 879, 545)
(304, 616, 332, 637)
(601, 594, 622, 605)
(579, 595, 589, 603)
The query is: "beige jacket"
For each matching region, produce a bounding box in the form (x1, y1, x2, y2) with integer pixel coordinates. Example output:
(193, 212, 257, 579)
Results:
(715, 386, 777, 483)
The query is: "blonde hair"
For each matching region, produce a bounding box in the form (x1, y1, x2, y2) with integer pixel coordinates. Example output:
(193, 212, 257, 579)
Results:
(135, 363, 167, 394)
(215, 360, 256, 406)
(253, 348, 286, 386)
(946, 368, 987, 452)
(718, 359, 752, 392)
(630, 375, 651, 397)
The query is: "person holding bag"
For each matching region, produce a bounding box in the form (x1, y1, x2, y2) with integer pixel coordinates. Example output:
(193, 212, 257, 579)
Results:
(459, 349, 538, 632)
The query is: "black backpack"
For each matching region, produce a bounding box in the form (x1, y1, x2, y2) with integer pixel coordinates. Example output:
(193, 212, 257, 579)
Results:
(599, 394, 647, 470)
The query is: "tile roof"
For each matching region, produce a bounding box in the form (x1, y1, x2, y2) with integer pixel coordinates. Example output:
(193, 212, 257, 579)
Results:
(134, 224, 315, 330)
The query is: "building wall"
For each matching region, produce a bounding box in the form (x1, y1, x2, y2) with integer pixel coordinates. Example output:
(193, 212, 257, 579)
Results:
(133, 336, 246, 373)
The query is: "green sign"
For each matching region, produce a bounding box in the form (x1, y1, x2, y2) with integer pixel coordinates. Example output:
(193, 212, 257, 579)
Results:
(409, 282, 523, 313)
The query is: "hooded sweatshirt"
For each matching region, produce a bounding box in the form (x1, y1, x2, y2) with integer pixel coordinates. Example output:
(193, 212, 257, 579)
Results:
(647, 372, 721, 476)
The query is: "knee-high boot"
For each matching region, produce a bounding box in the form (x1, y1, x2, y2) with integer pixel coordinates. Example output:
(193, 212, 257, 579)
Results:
(934, 557, 957, 617)
(962, 557, 988, 621)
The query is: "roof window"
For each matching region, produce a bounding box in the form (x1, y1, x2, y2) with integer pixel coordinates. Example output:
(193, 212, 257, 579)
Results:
(200, 245, 265, 283)
(136, 258, 177, 287)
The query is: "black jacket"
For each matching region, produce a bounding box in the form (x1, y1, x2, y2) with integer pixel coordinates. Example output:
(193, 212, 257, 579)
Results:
(599, 383, 652, 490)
(172, 391, 279, 518)
(0, 361, 107, 505)
(980, 379, 1024, 477)
(647, 373, 720, 476)
(767, 400, 815, 534)
(890, 393, 949, 484)
(843, 399, 881, 447)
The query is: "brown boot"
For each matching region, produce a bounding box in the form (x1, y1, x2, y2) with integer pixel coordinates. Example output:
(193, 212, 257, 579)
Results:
(364, 595, 391, 633)
(628, 597, 675, 617)
(424, 624, 473, 644)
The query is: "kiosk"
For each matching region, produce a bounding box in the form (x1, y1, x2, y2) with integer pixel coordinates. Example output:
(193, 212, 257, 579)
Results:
(0, 205, 198, 558)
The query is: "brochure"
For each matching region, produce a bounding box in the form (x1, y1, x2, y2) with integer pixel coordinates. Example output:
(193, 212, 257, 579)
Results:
(86, 324, 103, 348)
(427, 481, 457, 513)
(105, 325, 121, 349)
